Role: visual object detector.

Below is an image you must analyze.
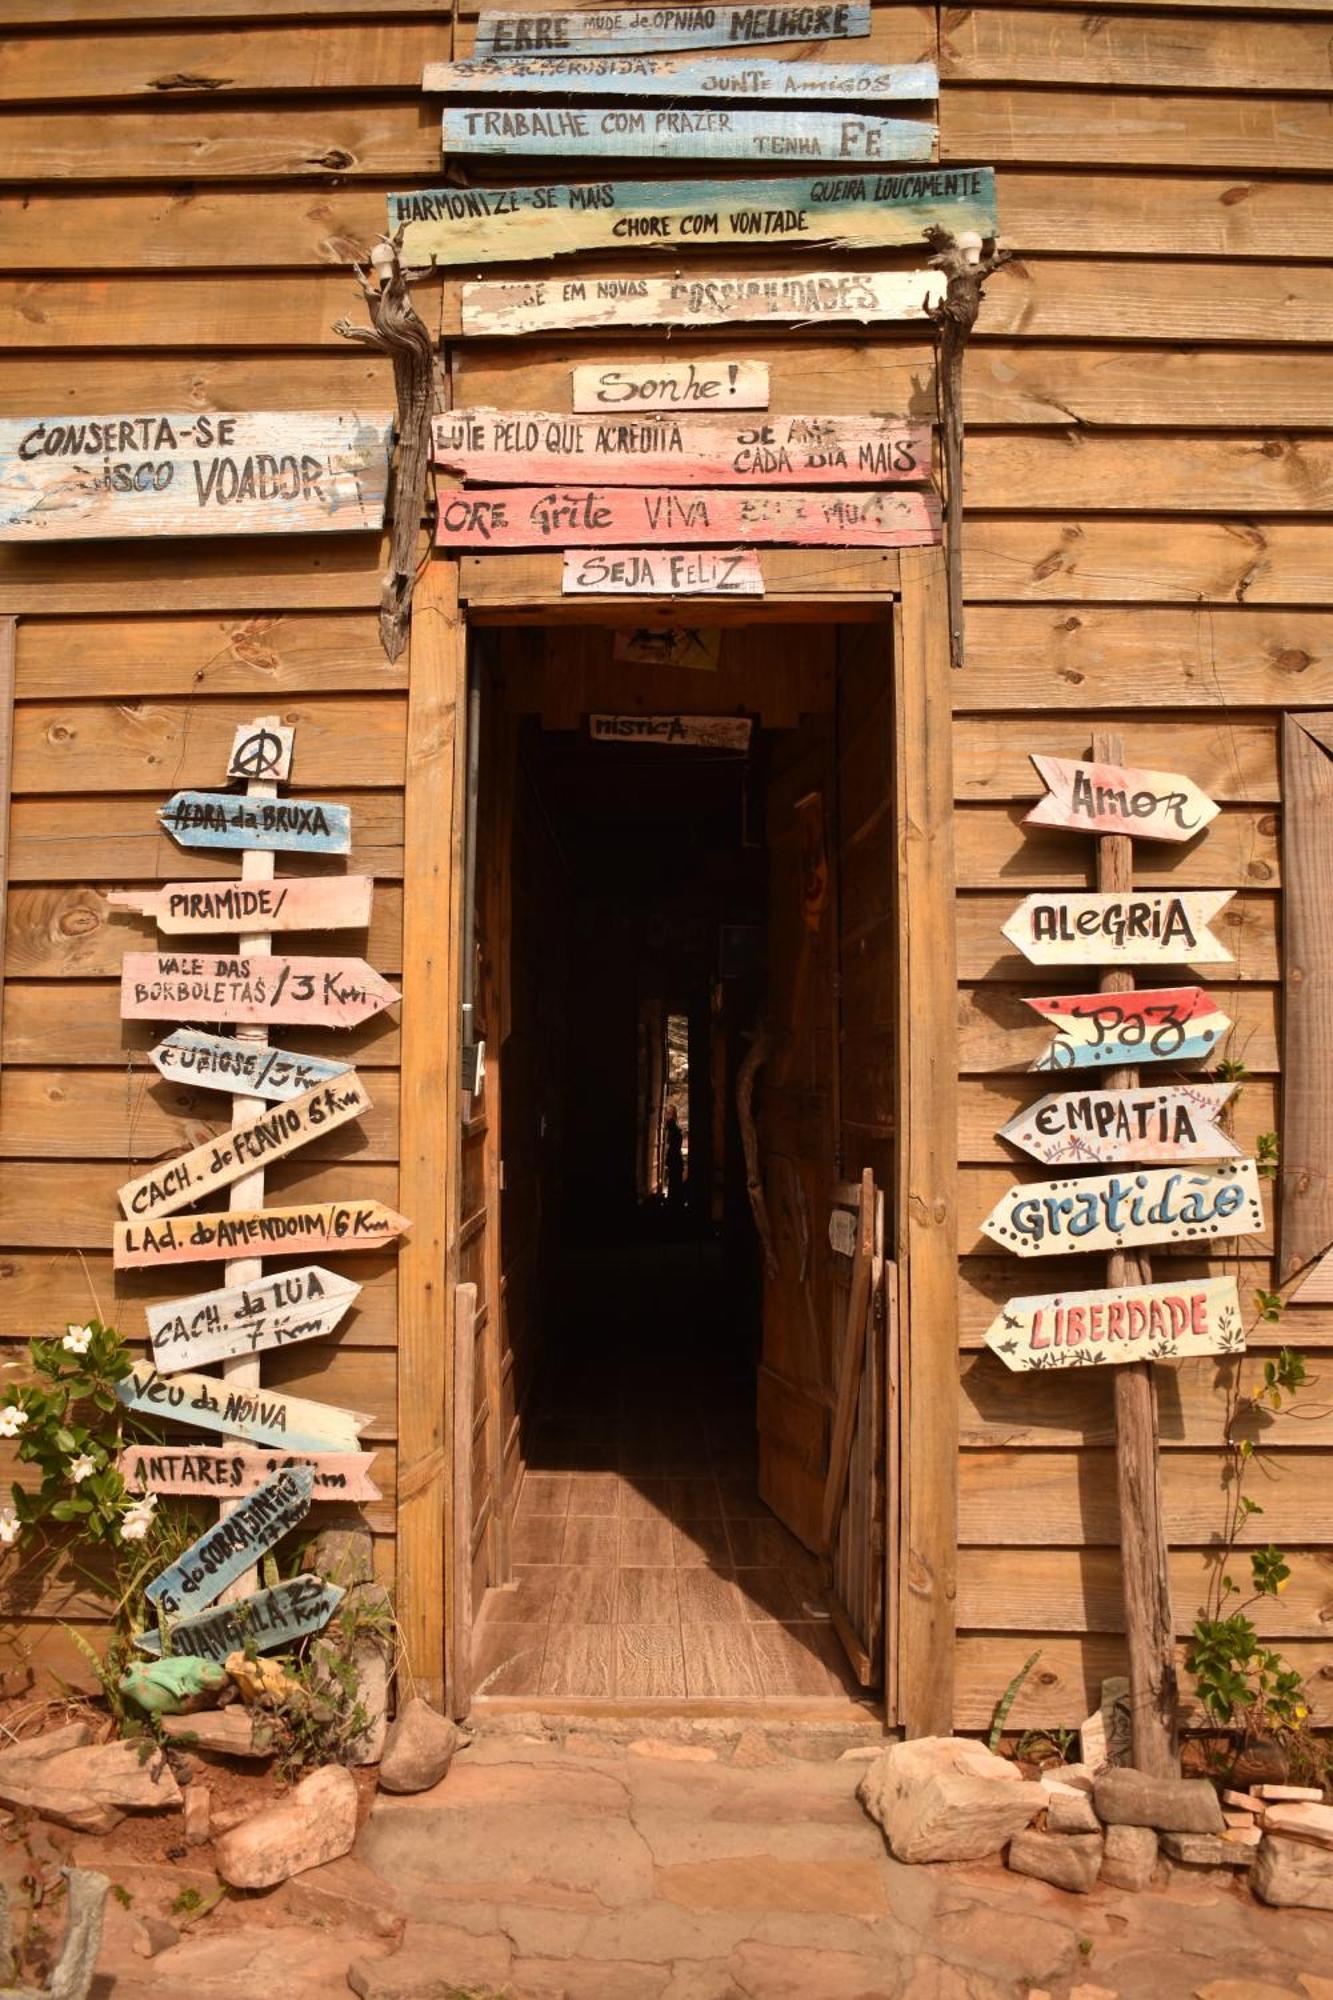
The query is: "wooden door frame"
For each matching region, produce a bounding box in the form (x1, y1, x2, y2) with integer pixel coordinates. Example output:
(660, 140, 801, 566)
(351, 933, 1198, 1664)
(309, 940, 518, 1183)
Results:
(396, 548, 959, 1733)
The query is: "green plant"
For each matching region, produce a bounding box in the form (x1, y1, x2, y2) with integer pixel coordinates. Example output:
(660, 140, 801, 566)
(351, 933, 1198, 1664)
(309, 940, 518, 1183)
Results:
(1014, 1726, 1077, 1766)
(1255, 1131, 1279, 1180)
(268, 1584, 398, 1777)
(987, 1649, 1041, 1754)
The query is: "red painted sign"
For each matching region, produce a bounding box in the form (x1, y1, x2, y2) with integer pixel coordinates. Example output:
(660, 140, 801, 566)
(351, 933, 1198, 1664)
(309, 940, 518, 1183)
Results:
(435, 484, 940, 549)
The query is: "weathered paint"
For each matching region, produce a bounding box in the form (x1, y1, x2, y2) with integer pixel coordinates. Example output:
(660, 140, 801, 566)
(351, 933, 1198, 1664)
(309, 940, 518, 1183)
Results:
(135, 1574, 344, 1661)
(144, 1467, 314, 1616)
(109, 875, 373, 935)
(146, 1264, 362, 1373)
(589, 714, 752, 748)
(422, 53, 937, 101)
(571, 359, 769, 412)
(998, 1082, 1239, 1168)
(1001, 891, 1234, 967)
(473, 4, 872, 56)
(433, 408, 930, 485)
(436, 484, 940, 549)
(984, 1275, 1245, 1372)
(120, 954, 400, 1031)
(1026, 754, 1220, 845)
(1024, 987, 1233, 1074)
(157, 791, 351, 855)
(563, 548, 763, 595)
(145, 1029, 353, 1102)
(463, 267, 943, 336)
(226, 721, 294, 783)
(443, 104, 933, 166)
(614, 628, 721, 669)
(0, 412, 393, 542)
(120, 1443, 382, 1503)
(391, 168, 991, 266)
(115, 1198, 409, 1270)
(980, 1160, 1264, 1259)
(116, 1360, 371, 1454)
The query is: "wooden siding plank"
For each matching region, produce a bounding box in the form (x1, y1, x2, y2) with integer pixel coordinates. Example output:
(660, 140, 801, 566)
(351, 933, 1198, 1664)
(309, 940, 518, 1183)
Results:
(955, 804, 1278, 892)
(958, 1547, 1333, 1640)
(1279, 716, 1333, 1285)
(0, 275, 387, 348)
(959, 1352, 1331, 1450)
(962, 347, 1333, 428)
(966, 436, 1333, 515)
(15, 615, 404, 698)
(0, 103, 438, 180)
(959, 1450, 1333, 1546)
(944, 87, 1333, 170)
(954, 718, 1278, 805)
(4, 980, 402, 1067)
(0, 1157, 401, 1247)
(975, 259, 1333, 344)
(943, 9, 1333, 92)
(954, 1638, 1333, 1731)
(7, 791, 402, 881)
(0, 354, 395, 417)
(0, 24, 448, 99)
(964, 520, 1333, 608)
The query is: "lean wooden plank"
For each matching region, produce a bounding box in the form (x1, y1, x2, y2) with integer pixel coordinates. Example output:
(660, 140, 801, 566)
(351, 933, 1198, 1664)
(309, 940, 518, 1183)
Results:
(943, 87, 1333, 171)
(1279, 716, 1333, 1285)
(422, 53, 938, 101)
(443, 103, 932, 164)
(474, 4, 872, 55)
(436, 486, 940, 549)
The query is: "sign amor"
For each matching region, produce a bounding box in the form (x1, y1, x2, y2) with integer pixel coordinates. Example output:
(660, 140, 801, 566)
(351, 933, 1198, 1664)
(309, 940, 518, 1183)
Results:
(1026, 754, 1219, 845)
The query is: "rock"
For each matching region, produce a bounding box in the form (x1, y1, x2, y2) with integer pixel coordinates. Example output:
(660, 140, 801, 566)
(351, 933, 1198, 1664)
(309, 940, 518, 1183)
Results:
(730, 1727, 779, 1769)
(160, 1708, 273, 1759)
(133, 1914, 181, 1958)
(1046, 1788, 1101, 1834)
(1252, 1832, 1333, 1909)
(1161, 1830, 1254, 1869)
(184, 1784, 211, 1846)
(211, 1800, 259, 1835)
(1223, 1791, 1262, 1814)
(627, 1738, 717, 1762)
(214, 1764, 357, 1890)
(346, 1922, 512, 1999)
(119, 1658, 229, 1716)
(1041, 1763, 1096, 1795)
(377, 1697, 462, 1795)
(0, 1737, 181, 1833)
(1228, 1738, 1288, 1790)
(1222, 1824, 1262, 1848)
(1007, 1828, 1103, 1894)
(310, 1527, 390, 1766)
(1094, 1768, 1225, 1835)
(0, 1721, 92, 1769)
(858, 1735, 1045, 1864)
(5, 1867, 108, 2000)
(1255, 1782, 1324, 1802)
(1079, 1676, 1131, 1774)
(1100, 1822, 1157, 1891)
(1262, 1801, 1333, 1848)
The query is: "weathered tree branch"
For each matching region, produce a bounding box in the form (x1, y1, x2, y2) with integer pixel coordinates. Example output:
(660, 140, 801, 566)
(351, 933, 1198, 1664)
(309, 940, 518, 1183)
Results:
(737, 1027, 779, 1282)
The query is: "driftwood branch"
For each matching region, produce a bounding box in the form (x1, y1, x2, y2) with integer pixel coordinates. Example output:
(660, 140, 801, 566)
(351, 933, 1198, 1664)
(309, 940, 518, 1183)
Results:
(1, 1870, 109, 2000)
(335, 232, 439, 664)
(925, 227, 1011, 671)
(737, 1028, 779, 1281)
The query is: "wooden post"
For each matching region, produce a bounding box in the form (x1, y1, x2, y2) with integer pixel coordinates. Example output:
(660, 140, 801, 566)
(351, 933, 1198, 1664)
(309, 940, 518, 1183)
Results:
(1092, 729, 1179, 1776)
(0, 621, 14, 1087)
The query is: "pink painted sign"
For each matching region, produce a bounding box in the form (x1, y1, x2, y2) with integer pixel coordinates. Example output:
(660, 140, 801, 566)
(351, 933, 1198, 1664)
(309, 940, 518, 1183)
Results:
(1025, 754, 1218, 845)
(108, 875, 373, 936)
(1024, 986, 1232, 1073)
(435, 484, 940, 549)
(120, 952, 400, 1029)
(114, 1198, 409, 1269)
(984, 1275, 1245, 1373)
(120, 1443, 381, 1502)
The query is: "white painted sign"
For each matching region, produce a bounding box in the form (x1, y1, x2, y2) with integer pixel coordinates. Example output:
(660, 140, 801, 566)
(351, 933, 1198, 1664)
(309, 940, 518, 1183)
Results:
(1026, 754, 1219, 845)
(1002, 892, 1234, 967)
(998, 1082, 1239, 1168)
(571, 360, 769, 413)
(146, 1264, 362, 1373)
(563, 548, 763, 596)
(108, 875, 373, 936)
(227, 721, 294, 784)
(980, 1160, 1264, 1259)
(984, 1275, 1245, 1372)
(462, 268, 943, 337)
(116, 1361, 370, 1455)
(145, 1030, 352, 1102)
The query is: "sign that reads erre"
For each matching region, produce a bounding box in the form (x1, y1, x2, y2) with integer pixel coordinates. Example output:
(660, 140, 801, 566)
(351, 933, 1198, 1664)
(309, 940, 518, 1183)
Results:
(997, 1082, 1239, 1169)
(0, 412, 393, 543)
(158, 791, 351, 855)
(590, 714, 752, 749)
(571, 360, 769, 412)
(146, 1030, 352, 1103)
(564, 548, 762, 596)
(443, 106, 933, 167)
(474, 5, 872, 55)
(979, 1160, 1264, 1260)
(146, 1264, 361, 1373)
(1002, 892, 1234, 967)
(117, 1073, 373, 1222)
(423, 53, 936, 100)
(1025, 987, 1233, 1074)
(109, 875, 373, 936)
(437, 485, 940, 551)
(463, 268, 942, 337)
(145, 1467, 315, 1617)
(135, 1574, 344, 1662)
(391, 168, 991, 267)
(115, 1198, 410, 1270)
(116, 1361, 371, 1455)
(433, 409, 930, 486)
(984, 1274, 1245, 1373)
(1026, 755, 1219, 845)
(121, 1443, 382, 1504)
(120, 954, 400, 1031)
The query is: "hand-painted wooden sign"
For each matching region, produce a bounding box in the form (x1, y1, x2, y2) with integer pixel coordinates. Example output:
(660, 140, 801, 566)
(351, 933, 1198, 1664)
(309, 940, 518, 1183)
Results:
(121, 1442, 382, 1504)
(614, 627, 720, 670)
(998, 1082, 1239, 1168)
(0, 413, 393, 543)
(474, 4, 872, 55)
(146, 1029, 352, 1102)
(1002, 892, 1234, 968)
(564, 548, 763, 596)
(590, 714, 752, 749)
(109, 875, 372, 936)
(980, 1160, 1264, 1259)
(464, 267, 942, 338)
(1026, 755, 1219, 845)
(984, 1274, 1245, 1373)
(157, 792, 351, 855)
(227, 721, 294, 784)
(135, 1573, 344, 1662)
(571, 359, 769, 413)
(145, 1468, 314, 1617)
(117, 1073, 373, 1222)
(444, 105, 933, 166)
(116, 1361, 371, 1454)
(423, 53, 937, 101)
(116, 1198, 409, 1270)
(1025, 987, 1233, 1074)
(437, 485, 940, 551)
(147, 1264, 361, 1373)
(829, 1207, 857, 1256)
(391, 168, 990, 267)
(120, 954, 399, 1032)
(433, 408, 929, 486)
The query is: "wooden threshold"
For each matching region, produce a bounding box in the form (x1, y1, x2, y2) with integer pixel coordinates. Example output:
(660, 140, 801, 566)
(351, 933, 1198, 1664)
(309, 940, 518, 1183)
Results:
(472, 1695, 884, 1724)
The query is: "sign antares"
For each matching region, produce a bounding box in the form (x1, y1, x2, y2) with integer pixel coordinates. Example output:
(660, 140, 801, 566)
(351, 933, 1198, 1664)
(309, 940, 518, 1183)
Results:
(1026, 754, 1219, 845)
(135, 1573, 345, 1662)
(1024, 987, 1233, 1073)
(979, 1160, 1264, 1259)
(146, 1264, 361, 1373)
(145, 1467, 315, 1617)
(115, 1197, 409, 1270)
(120, 1442, 382, 1504)
(474, 4, 872, 54)
(984, 1275, 1245, 1373)
(1002, 892, 1234, 968)
(116, 1362, 371, 1455)
(998, 1082, 1239, 1168)
(157, 792, 351, 855)
(120, 954, 399, 1031)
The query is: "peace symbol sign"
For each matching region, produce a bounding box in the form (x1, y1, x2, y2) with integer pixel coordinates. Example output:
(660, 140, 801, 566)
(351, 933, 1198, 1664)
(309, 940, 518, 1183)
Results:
(227, 723, 293, 783)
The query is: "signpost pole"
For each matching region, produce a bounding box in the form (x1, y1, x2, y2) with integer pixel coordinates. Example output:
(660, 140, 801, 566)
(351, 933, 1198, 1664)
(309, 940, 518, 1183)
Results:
(1093, 729, 1179, 1776)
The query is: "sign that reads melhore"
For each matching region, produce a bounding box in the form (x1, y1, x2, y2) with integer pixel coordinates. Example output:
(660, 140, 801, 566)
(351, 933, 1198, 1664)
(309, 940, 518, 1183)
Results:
(571, 360, 769, 412)
(444, 106, 933, 167)
(146, 1265, 361, 1373)
(157, 791, 351, 855)
(590, 714, 752, 749)
(145, 1467, 315, 1617)
(433, 408, 930, 486)
(115, 1198, 409, 1270)
(391, 169, 991, 267)
(1002, 892, 1234, 967)
(423, 53, 936, 101)
(120, 954, 399, 1031)
(109, 875, 372, 936)
(121, 1443, 382, 1504)
(474, 5, 872, 55)
(146, 1030, 352, 1103)
(1025, 987, 1233, 1074)
(1026, 755, 1219, 845)
(116, 1361, 370, 1454)
(979, 1160, 1264, 1260)
(437, 486, 940, 551)
(984, 1275, 1245, 1373)
(564, 548, 762, 596)
(0, 412, 393, 543)
(136, 1574, 344, 1662)
(997, 1082, 1239, 1169)
(463, 268, 942, 337)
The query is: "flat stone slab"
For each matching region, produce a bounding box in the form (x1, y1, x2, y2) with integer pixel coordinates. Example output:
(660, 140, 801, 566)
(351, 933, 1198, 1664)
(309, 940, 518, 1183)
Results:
(1095, 1769, 1225, 1835)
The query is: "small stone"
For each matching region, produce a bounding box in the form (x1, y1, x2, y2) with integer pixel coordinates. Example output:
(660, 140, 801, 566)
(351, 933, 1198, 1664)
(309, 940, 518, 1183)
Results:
(214, 1764, 357, 1890)
(1079, 1676, 1131, 1774)
(1223, 1811, 1258, 1830)
(160, 1709, 272, 1760)
(1094, 1768, 1224, 1835)
(0, 1722, 92, 1769)
(730, 1728, 779, 1769)
(132, 1915, 181, 1959)
(1100, 1823, 1157, 1892)
(1007, 1828, 1103, 1893)
(627, 1738, 717, 1762)
(859, 1736, 1045, 1864)
(1041, 1763, 1096, 1795)
(210, 1800, 256, 1835)
(1046, 1789, 1101, 1835)
(1228, 1738, 1288, 1790)
(836, 1744, 882, 1762)
(1261, 1801, 1333, 1848)
(0, 1736, 181, 1834)
(1255, 1782, 1324, 1802)
(377, 1697, 462, 1794)
(1222, 1791, 1262, 1814)
(1161, 1830, 1254, 1869)
(1070, 1987, 1119, 2000)
(1253, 1832, 1333, 1909)
(1222, 1825, 1262, 1848)
(184, 1784, 211, 1846)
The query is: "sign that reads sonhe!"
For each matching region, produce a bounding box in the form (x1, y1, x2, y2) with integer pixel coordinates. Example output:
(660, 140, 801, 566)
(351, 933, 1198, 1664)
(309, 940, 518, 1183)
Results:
(984, 1274, 1245, 1373)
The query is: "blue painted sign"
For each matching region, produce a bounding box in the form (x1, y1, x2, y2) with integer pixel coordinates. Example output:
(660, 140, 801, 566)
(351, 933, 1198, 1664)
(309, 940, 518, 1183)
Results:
(116, 1361, 371, 1454)
(474, 4, 872, 56)
(158, 791, 351, 855)
(422, 53, 937, 102)
(144, 1466, 314, 1618)
(137, 1574, 345, 1661)
(443, 104, 933, 166)
(149, 1029, 352, 1102)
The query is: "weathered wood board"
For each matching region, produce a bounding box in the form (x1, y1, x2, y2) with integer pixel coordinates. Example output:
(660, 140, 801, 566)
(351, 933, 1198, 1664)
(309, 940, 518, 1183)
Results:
(563, 548, 763, 596)
(461, 268, 943, 336)
(145, 1467, 314, 1617)
(980, 1161, 1264, 1260)
(1026, 755, 1219, 845)
(116, 1361, 371, 1455)
(589, 713, 752, 749)
(829, 1207, 857, 1257)
(109, 875, 373, 935)
(227, 720, 294, 784)
(135, 1573, 344, 1662)
(158, 791, 351, 855)
(117, 1073, 374, 1222)
(392, 169, 990, 266)
(1292, 1250, 1333, 1304)
(443, 105, 933, 166)
(613, 628, 721, 669)
(147, 1264, 361, 1373)
(120, 955, 400, 1032)
(473, 5, 872, 56)
(145, 1030, 353, 1102)
(422, 54, 938, 102)
(433, 408, 930, 485)
(1001, 892, 1234, 967)
(0, 412, 393, 542)
(571, 359, 769, 412)
(998, 1082, 1239, 1168)
(1025, 988, 1234, 1074)
(115, 1198, 410, 1270)
(120, 1443, 382, 1504)
(436, 485, 940, 549)
(984, 1275, 1245, 1373)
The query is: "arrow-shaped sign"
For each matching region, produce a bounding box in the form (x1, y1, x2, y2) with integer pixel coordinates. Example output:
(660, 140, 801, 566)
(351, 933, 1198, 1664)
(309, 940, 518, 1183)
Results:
(120, 954, 400, 1030)
(158, 791, 351, 855)
(998, 1082, 1239, 1168)
(115, 1197, 409, 1270)
(1024, 986, 1233, 1073)
(984, 1274, 1245, 1372)
(135, 1574, 345, 1662)
(120, 1442, 381, 1504)
(145, 1030, 352, 1103)
(116, 1361, 370, 1455)
(980, 1160, 1264, 1259)
(146, 1264, 361, 1373)
(1002, 891, 1233, 968)
(145, 1468, 315, 1619)
(109, 875, 373, 936)
(1025, 755, 1219, 845)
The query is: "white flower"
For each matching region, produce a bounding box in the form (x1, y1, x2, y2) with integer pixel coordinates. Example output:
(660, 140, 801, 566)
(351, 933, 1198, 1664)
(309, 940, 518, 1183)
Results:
(62, 1325, 93, 1356)
(0, 1506, 19, 1547)
(0, 1405, 28, 1439)
(69, 1453, 96, 1485)
(120, 1494, 157, 1543)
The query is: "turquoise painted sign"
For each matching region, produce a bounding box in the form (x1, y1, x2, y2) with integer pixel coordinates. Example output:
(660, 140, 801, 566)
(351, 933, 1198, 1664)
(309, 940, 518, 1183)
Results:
(137, 1574, 345, 1661)
(158, 791, 351, 855)
(144, 1466, 314, 1618)
(443, 104, 934, 165)
(422, 53, 937, 103)
(474, 4, 872, 55)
